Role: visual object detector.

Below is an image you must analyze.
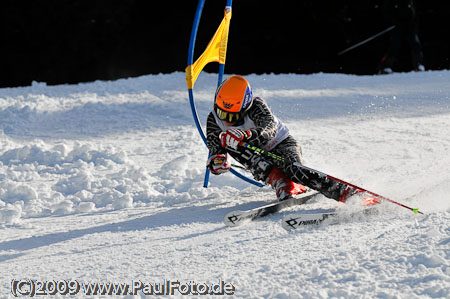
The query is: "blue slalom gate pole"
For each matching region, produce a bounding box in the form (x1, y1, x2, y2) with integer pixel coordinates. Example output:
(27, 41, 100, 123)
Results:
(186, 0, 264, 188)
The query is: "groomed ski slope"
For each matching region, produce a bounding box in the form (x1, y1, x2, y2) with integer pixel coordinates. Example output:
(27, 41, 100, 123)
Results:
(0, 71, 449, 298)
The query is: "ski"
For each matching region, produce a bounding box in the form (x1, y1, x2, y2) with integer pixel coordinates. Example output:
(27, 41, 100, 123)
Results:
(223, 189, 320, 227)
(281, 204, 381, 231)
(281, 211, 337, 231)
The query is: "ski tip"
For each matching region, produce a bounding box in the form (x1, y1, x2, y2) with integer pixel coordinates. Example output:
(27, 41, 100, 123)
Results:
(223, 210, 245, 227)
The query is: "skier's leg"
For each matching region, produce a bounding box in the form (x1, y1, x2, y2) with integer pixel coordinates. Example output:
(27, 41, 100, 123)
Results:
(270, 136, 304, 166)
(227, 146, 274, 182)
(268, 138, 350, 201)
(229, 138, 374, 203)
(227, 138, 306, 200)
(268, 137, 307, 200)
(283, 161, 364, 202)
(283, 162, 339, 200)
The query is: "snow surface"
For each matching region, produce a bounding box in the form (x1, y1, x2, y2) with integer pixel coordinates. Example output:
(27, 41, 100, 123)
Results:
(0, 71, 449, 298)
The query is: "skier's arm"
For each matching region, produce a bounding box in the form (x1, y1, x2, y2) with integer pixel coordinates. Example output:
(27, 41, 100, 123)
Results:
(247, 97, 279, 146)
(206, 112, 226, 155)
(206, 112, 232, 175)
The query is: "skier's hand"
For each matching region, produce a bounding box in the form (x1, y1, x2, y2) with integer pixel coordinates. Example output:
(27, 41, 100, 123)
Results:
(207, 153, 231, 175)
(219, 128, 252, 150)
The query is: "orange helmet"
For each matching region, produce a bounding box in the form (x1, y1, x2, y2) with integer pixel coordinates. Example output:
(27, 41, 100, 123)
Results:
(214, 75, 253, 123)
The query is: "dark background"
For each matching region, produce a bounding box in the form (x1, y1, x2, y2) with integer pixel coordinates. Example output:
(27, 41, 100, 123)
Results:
(1, 0, 449, 88)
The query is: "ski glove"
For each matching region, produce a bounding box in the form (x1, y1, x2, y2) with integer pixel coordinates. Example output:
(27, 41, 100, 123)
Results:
(207, 153, 231, 175)
(219, 128, 252, 150)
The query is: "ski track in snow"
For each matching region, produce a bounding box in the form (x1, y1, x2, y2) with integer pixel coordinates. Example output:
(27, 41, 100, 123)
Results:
(0, 72, 449, 298)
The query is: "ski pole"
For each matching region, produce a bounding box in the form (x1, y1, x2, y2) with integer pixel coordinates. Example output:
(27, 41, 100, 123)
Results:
(231, 163, 247, 170)
(322, 172, 423, 215)
(239, 141, 423, 214)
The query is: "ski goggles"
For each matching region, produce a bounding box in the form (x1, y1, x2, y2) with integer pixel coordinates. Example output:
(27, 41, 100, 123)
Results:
(215, 106, 241, 123)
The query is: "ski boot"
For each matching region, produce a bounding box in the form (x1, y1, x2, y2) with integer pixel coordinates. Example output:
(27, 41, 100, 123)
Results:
(361, 197, 381, 206)
(338, 185, 362, 203)
(267, 167, 307, 201)
(338, 186, 381, 206)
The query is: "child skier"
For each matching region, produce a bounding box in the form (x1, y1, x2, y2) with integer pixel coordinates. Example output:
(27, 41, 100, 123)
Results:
(206, 75, 355, 202)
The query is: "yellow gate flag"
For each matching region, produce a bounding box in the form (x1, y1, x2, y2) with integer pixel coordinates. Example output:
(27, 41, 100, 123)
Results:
(186, 8, 231, 89)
